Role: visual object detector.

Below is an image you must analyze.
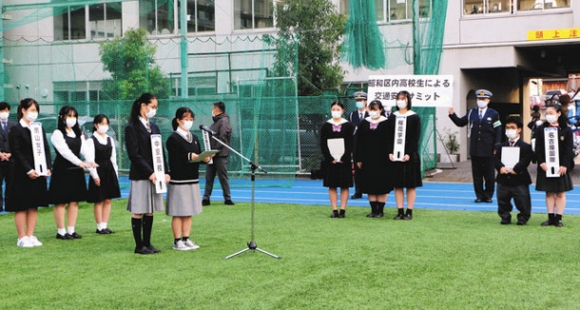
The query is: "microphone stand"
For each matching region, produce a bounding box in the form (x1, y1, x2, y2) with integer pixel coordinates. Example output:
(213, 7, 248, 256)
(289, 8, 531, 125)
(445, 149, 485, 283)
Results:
(203, 131, 280, 259)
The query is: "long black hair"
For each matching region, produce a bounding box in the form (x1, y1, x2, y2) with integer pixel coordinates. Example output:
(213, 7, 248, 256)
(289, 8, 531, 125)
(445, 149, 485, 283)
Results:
(396, 90, 413, 110)
(92, 114, 110, 133)
(17, 98, 39, 120)
(171, 107, 195, 131)
(129, 93, 157, 125)
(544, 103, 568, 128)
(57, 105, 82, 136)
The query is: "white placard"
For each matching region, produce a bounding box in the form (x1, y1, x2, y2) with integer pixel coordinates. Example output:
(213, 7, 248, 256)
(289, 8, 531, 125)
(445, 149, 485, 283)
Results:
(544, 127, 560, 178)
(501, 146, 520, 170)
(393, 115, 407, 161)
(150, 134, 167, 193)
(202, 130, 213, 165)
(30, 122, 48, 176)
(367, 75, 454, 107)
(327, 138, 345, 162)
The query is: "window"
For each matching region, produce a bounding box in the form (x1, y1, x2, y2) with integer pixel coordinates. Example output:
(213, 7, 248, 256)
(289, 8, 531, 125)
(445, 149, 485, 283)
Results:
(180, 0, 215, 33)
(463, 0, 569, 15)
(518, 0, 570, 11)
(234, 0, 275, 30)
(389, 0, 412, 20)
(140, 0, 176, 35)
(54, 6, 86, 41)
(343, 0, 432, 22)
(89, 3, 122, 38)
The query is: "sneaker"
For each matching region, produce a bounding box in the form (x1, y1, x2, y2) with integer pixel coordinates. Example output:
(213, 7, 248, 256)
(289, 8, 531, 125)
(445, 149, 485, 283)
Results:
(183, 239, 200, 250)
(173, 240, 191, 251)
(29, 236, 43, 247)
(17, 236, 34, 248)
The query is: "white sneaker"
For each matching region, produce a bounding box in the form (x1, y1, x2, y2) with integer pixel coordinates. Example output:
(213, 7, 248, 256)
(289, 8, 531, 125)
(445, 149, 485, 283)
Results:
(17, 236, 33, 248)
(29, 236, 43, 247)
(173, 240, 191, 251)
(183, 239, 200, 250)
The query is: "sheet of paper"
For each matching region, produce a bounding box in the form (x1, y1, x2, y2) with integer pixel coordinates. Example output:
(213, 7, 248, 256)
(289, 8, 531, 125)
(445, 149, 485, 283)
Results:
(191, 150, 220, 163)
(327, 138, 345, 162)
(501, 146, 519, 170)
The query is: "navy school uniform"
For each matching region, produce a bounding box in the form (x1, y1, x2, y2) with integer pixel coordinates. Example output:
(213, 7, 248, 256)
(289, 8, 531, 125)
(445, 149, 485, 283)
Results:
(354, 116, 393, 195)
(48, 130, 88, 204)
(534, 123, 574, 193)
(87, 135, 121, 203)
(386, 110, 423, 188)
(320, 119, 354, 189)
(0, 119, 16, 211)
(494, 139, 534, 224)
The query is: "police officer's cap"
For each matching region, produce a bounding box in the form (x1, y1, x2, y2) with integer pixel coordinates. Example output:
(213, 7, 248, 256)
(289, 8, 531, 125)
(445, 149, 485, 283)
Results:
(475, 89, 493, 98)
(353, 91, 367, 101)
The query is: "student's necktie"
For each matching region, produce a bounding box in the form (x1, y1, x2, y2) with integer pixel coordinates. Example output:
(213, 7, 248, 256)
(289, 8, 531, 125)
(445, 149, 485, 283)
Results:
(187, 133, 192, 143)
(510, 141, 514, 147)
(146, 122, 151, 133)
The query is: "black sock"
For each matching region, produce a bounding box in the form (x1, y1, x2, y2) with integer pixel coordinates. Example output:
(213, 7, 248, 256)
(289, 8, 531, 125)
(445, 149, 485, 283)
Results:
(174, 238, 181, 245)
(370, 201, 377, 214)
(142, 215, 154, 247)
(339, 209, 345, 215)
(406, 209, 413, 216)
(181, 236, 189, 241)
(131, 218, 143, 248)
(377, 202, 385, 214)
(548, 213, 555, 223)
(397, 208, 404, 215)
(556, 214, 562, 221)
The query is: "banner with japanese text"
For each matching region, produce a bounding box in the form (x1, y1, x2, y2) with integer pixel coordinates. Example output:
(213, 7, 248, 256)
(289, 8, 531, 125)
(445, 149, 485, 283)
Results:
(367, 75, 454, 108)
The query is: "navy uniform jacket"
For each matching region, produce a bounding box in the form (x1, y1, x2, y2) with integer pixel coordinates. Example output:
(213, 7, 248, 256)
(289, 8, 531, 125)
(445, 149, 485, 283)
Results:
(494, 139, 533, 186)
(0, 120, 16, 154)
(125, 121, 168, 181)
(348, 110, 368, 136)
(449, 108, 502, 157)
(534, 123, 574, 171)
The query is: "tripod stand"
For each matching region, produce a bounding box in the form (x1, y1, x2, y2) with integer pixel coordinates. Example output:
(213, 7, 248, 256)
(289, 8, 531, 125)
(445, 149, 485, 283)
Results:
(202, 132, 280, 259)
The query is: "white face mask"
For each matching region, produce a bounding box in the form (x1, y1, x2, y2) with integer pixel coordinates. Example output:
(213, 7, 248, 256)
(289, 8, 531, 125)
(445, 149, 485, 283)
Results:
(66, 117, 77, 128)
(25, 112, 38, 122)
(97, 125, 109, 134)
(0, 112, 9, 121)
(545, 114, 558, 124)
(369, 111, 380, 119)
(182, 120, 193, 131)
(505, 129, 518, 140)
(396, 100, 407, 109)
(331, 111, 342, 119)
(145, 107, 157, 118)
(355, 102, 365, 109)
(477, 100, 488, 109)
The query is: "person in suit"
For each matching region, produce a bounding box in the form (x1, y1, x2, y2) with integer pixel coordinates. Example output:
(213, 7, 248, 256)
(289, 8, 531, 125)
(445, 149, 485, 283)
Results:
(6, 98, 52, 247)
(125, 92, 170, 254)
(321, 102, 354, 218)
(0, 102, 16, 212)
(494, 116, 534, 225)
(449, 89, 502, 203)
(348, 91, 368, 199)
(202, 101, 234, 206)
(534, 103, 574, 227)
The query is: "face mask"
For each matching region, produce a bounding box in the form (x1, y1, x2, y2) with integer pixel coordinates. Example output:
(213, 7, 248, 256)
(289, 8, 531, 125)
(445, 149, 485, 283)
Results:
(505, 129, 518, 140)
(26, 112, 38, 122)
(331, 111, 342, 119)
(97, 125, 109, 134)
(396, 100, 407, 109)
(66, 117, 77, 128)
(355, 102, 365, 109)
(0, 112, 9, 120)
(369, 111, 380, 119)
(145, 108, 157, 118)
(546, 115, 558, 124)
(477, 100, 487, 108)
(182, 120, 193, 131)
(211, 110, 216, 117)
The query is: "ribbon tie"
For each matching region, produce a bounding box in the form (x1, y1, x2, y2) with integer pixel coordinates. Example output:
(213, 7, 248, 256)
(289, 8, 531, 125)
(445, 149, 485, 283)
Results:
(332, 124, 341, 132)
(369, 123, 378, 130)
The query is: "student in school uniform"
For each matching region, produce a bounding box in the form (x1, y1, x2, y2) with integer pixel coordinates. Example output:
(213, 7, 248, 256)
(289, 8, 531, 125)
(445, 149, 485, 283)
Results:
(494, 116, 534, 225)
(166, 107, 211, 250)
(86, 114, 121, 235)
(0, 102, 16, 212)
(355, 100, 393, 218)
(534, 103, 574, 227)
(387, 91, 422, 220)
(320, 102, 354, 218)
(6, 98, 52, 247)
(125, 93, 170, 254)
(49, 105, 91, 240)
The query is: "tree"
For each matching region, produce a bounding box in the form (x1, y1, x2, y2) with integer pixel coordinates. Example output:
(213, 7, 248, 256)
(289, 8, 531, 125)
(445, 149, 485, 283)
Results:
(273, 0, 347, 96)
(99, 28, 169, 100)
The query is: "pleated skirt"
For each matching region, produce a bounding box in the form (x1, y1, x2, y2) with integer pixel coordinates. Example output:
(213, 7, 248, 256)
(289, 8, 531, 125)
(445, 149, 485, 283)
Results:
(126, 180, 164, 214)
(166, 180, 203, 217)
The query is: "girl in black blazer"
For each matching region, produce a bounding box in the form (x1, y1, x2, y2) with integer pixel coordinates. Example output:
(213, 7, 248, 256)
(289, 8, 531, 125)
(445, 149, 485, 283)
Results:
(7, 98, 52, 248)
(125, 93, 170, 254)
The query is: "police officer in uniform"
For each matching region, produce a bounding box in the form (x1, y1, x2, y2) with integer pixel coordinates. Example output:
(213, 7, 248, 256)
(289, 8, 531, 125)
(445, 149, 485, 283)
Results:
(449, 89, 502, 203)
(348, 91, 368, 199)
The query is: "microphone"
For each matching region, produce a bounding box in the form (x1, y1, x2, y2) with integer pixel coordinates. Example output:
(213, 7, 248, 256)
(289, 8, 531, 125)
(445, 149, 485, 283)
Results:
(199, 125, 216, 135)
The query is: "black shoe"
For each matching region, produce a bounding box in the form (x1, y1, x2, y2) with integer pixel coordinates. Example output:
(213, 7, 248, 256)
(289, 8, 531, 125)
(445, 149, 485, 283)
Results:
(375, 213, 384, 218)
(96, 229, 110, 235)
(338, 210, 345, 218)
(366, 212, 376, 218)
(330, 210, 339, 218)
(393, 214, 404, 220)
(500, 219, 511, 225)
(69, 232, 82, 239)
(541, 219, 554, 226)
(56, 233, 73, 240)
(134, 246, 155, 255)
(474, 198, 483, 203)
(224, 199, 235, 205)
(104, 228, 115, 234)
(202, 199, 210, 206)
(556, 220, 564, 227)
(146, 245, 161, 253)
(485, 199, 493, 203)
(516, 221, 526, 226)
(350, 193, 362, 199)
(403, 214, 413, 220)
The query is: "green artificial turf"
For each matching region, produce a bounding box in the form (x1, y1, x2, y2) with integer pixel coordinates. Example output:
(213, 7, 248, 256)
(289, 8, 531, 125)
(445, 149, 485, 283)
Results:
(2, 201, 580, 309)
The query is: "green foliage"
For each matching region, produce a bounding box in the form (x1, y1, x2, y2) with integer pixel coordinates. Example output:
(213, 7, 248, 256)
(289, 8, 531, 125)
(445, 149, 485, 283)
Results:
(273, 0, 347, 96)
(444, 127, 460, 153)
(99, 28, 170, 100)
